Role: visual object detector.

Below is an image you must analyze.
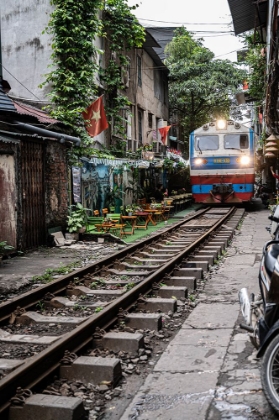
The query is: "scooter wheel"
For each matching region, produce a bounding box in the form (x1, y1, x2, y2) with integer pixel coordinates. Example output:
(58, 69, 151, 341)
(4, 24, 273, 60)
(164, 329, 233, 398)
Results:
(261, 334, 279, 412)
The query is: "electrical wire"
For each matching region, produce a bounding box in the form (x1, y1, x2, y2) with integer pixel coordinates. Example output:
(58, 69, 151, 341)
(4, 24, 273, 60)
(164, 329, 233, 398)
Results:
(1, 61, 42, 101)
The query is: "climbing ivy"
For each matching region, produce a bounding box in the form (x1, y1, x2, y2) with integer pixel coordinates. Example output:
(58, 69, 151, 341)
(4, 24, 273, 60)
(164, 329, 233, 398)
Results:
(41, 0, 145, 164)
(41, 0, 104, 164)
(101, 0, 145, 144)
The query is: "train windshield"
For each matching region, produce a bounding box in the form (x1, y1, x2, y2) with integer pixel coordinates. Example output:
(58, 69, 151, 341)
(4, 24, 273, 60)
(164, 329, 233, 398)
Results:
(195, 136, 219, 151)
(224, 134, 248, 149)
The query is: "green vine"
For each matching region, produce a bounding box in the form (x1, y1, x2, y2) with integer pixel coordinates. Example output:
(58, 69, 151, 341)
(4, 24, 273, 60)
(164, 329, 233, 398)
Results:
(40, 0, 104, 164)
(41, 0, 145, 164)
(101, 0, 145, 145)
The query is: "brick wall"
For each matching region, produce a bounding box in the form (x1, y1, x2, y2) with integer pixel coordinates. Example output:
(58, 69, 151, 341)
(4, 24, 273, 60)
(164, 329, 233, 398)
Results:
(44, 141, 69, 229)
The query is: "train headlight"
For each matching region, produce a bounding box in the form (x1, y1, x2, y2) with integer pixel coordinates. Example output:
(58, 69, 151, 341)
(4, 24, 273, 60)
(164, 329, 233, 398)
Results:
(216, 119, 227, 130)
(239, 155, 250, 165)
(194, 158, 208, 165)
(195, 158, 204, 165)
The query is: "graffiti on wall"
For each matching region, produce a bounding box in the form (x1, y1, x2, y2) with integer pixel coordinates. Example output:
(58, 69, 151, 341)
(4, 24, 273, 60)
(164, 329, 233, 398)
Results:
(81, 163, 123, 213)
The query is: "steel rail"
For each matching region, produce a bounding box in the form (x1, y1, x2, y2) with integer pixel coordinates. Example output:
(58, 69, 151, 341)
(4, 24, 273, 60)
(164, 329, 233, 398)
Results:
(0, 207, 208, 323)
(0, 206, 235, 415)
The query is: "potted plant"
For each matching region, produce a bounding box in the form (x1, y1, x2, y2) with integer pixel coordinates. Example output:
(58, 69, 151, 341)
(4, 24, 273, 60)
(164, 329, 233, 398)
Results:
(125, 204, 134, 216)
(0, 241, 14, 265)
(67, 203, 90, 240)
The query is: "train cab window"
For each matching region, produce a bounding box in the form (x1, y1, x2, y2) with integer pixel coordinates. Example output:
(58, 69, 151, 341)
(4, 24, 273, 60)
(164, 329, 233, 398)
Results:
(195, 135, 219, 151)
(224, 134, 248, 149)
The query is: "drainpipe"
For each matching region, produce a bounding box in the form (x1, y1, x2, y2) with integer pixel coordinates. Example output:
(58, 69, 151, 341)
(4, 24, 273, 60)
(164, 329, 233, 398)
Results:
(13, 121, 81, 146)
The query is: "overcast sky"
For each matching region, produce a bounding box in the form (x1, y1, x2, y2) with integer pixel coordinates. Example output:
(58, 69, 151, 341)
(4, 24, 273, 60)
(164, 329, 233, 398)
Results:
(128, 0, 244, 61)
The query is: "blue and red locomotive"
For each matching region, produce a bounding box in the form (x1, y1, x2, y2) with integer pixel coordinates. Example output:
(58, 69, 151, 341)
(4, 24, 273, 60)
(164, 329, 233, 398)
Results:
(189, 120, 256, 204)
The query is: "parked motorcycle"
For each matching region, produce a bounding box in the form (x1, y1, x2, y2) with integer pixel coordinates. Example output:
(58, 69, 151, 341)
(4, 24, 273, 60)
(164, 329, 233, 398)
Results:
(255, 181, 272, 208)
(239, 210, 279, 412)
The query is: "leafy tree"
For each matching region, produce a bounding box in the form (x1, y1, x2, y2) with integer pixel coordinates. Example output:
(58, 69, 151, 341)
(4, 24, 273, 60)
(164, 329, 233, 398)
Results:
(240, 31, 266, 104)
(165, 27, 247, 150)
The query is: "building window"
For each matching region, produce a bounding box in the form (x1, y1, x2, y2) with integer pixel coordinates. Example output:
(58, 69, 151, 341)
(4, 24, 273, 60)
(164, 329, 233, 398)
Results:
(148, 112, 153, 128)
(152, 142, 158, 153)
(137, 56, 142, 87)
(138, 109, 143, 144)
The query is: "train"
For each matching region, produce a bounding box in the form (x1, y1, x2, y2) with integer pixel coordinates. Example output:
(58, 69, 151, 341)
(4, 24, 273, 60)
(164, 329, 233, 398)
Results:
(189, 120, 256, 204)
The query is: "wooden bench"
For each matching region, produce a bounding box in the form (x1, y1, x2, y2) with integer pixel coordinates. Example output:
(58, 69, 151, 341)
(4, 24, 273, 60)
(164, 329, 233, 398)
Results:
(86, 216, 104, 233)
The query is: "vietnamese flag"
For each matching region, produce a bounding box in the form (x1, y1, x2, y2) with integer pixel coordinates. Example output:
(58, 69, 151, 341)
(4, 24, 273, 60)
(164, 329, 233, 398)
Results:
(82, 96, 109, 137)
(158, 125, 171, 145)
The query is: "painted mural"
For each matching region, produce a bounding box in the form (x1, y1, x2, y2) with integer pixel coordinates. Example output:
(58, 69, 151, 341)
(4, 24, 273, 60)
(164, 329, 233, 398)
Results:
(81, 162, 123, 213)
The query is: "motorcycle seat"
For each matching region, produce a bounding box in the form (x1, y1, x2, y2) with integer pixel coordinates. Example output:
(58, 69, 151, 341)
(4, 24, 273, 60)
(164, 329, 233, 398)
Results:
(264, 243, 279, 277)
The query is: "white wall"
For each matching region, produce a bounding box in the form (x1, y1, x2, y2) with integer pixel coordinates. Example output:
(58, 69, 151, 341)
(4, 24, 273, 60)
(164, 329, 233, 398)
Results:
(1, 0, 54, 101)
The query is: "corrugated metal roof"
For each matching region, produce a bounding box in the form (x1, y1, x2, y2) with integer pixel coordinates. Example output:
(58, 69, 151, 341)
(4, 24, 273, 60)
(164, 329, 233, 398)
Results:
(13, 101, 58, 124)
(0, 84, 16, 112)
(227, 0, 268, 36)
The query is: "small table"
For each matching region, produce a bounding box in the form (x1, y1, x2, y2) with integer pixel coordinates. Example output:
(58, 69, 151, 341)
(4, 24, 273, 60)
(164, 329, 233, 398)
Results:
(121, 215, 137, 235)
(95, 223, 113, 233)
(134, 212, 149, 230)
(143, 209, 158, 226)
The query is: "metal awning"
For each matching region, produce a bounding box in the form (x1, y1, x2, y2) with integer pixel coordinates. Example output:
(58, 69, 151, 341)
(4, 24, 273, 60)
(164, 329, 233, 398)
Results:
(227, 0, 268, 36)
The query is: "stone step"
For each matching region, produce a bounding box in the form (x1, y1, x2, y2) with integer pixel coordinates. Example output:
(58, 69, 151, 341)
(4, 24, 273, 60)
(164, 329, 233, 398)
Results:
(48, 297, 109, 309)
(9, 394, 85, 420)
(16, 311, 86, 326)
(66, 285, 126, 298)
(212, 236, 229, 246)
(95, 332, 144, 354)
(182, 260, 209, 271)
(202, 245, 222, 256)
(198, 250, 218, 259)
(158, 286, 188, 299)
(167, 276, 196, 290)
(126, 257, 166, 265)
(207, 241, 226, 251)
(173, 267, 203, 279)
(0, 329, 60, 344)
(125, 313, 162, 331)
(120, 262, 159, 271)
(60, 356, 122, 386)
(137, 252, 171, 260)
(165, 276, 196, 289)
(193, 254, 214, 265)
(0, 358, 23, 373)
(147, 248, 177, 255)
(106, 269, 149, 276)
(137, 297, 177, 313)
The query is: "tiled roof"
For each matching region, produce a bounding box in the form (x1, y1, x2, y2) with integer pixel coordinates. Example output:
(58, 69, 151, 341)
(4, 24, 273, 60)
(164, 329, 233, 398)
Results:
(13, 101, 58, 124)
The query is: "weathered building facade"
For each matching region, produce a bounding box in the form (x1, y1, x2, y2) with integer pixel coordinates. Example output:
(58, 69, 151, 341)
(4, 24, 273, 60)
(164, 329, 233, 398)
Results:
(0, 100, 73, 250)
(1, 1, 171, 246)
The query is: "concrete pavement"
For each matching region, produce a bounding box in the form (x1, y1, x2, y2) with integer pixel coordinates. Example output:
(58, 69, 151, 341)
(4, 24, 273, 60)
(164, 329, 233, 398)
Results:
(120, 208, 278, 420)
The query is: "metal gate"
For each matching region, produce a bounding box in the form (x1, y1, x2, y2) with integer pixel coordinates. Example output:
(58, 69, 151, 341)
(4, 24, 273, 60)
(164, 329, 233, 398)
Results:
(21, 140, 46, 249)
(0, 154, 17, 248)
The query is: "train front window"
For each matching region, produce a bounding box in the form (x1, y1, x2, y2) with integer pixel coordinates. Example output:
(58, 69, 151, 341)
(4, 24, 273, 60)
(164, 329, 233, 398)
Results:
(195, 136, 219, 151)
(224, 134, 248, 150)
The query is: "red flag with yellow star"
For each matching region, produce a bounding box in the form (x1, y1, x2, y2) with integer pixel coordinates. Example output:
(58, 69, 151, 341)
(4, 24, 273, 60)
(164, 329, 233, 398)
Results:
(158, 125, 171, 145)
(83, 96, 108, 137)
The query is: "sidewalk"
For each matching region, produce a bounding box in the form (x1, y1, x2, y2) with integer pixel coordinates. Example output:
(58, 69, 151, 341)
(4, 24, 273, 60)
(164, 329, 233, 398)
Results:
(119, 207, 277, 419)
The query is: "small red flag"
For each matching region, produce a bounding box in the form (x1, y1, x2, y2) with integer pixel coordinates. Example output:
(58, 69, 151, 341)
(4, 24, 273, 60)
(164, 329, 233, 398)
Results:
(82, 96, 109, 137)
(158, 125, 171, 145)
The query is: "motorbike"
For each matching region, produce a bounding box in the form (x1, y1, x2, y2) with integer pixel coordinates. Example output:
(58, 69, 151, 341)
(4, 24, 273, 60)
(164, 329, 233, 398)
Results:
(255, 181, 272, 208)
(239, 209, 279, 412)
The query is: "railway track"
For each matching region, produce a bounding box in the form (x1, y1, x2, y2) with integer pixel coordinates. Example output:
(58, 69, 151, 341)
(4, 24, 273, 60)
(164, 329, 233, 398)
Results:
(0, 206, 244, 419)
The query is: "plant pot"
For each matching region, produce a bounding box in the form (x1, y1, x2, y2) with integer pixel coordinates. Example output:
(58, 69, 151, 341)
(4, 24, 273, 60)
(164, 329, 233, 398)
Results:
(79, 226, 86, 234)
(65, 232, 79, 241)
(128, 212, 133, 216)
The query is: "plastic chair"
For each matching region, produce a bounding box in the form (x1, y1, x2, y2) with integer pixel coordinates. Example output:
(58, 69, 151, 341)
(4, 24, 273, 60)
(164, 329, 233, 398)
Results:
(102, 208, 109, 217)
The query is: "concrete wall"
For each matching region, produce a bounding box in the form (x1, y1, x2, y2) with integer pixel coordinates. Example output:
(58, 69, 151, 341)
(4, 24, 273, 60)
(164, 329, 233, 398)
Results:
(1, 0, 54, 101)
